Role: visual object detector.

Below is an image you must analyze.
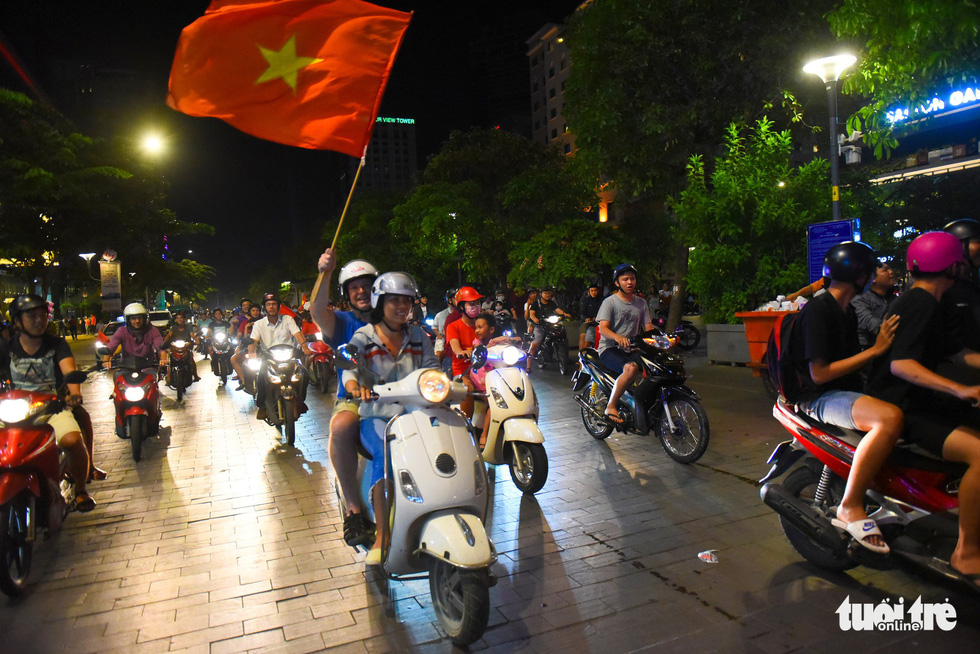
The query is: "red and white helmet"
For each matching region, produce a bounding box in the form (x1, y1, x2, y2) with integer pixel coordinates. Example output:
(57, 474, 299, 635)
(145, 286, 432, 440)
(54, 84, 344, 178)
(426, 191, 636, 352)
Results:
(338, 259, 379, 298)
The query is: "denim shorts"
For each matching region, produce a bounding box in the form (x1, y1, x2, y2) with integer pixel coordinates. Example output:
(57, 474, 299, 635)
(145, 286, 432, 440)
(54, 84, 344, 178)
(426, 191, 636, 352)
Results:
(599, 348, 642, 376)
(797, 390, 862, 430)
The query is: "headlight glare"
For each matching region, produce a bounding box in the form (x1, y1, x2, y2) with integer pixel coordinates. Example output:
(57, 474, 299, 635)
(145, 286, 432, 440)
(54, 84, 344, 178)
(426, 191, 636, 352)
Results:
(124, 387, 145, 402)
(0, 398, 31, 424)
(418, 370, 451, 403)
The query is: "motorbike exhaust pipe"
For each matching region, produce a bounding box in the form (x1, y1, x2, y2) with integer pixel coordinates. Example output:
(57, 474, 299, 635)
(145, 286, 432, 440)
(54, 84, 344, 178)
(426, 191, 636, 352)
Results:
(760, 483, 846, 553)
(573, 393, 608, 423)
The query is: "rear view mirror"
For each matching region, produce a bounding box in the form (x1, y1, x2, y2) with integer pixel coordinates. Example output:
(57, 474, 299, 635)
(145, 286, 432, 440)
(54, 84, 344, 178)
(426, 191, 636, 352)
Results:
(335, 344, 362, 370)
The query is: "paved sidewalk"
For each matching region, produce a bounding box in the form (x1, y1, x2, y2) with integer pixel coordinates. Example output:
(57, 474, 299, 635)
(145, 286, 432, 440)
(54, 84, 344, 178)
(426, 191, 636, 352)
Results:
(1, 348, 978, 653)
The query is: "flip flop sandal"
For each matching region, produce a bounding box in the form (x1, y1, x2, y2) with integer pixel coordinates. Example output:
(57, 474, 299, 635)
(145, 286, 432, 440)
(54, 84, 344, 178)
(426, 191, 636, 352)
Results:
(88, 467, 108, 482)
(604, 411, 624, 424)
(831, 518, 890, 554)
(71, 492, 96, 513)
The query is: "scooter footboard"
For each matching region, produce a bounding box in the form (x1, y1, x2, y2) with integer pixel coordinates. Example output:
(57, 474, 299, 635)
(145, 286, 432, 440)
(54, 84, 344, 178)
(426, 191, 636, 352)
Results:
(502, 418, 545, 445)
(417, 511, 495, 569)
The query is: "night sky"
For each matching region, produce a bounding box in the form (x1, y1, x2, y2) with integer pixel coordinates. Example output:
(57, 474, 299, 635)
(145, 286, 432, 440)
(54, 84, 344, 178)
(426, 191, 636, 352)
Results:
(0, 0, 581, 292)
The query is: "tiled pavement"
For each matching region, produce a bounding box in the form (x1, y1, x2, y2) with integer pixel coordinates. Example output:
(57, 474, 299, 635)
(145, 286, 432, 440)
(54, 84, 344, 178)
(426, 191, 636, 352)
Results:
(2, 340, 978, 653)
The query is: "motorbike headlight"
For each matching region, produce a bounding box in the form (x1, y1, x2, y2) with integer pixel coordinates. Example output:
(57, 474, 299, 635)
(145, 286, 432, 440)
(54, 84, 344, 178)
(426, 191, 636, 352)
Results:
(268, 374, 282, 383)
(643, 333, 673, 350)
(213, 332, 226, 343)
(200, 327, 209, 335)
(490, 387, 508, 409)
(502, 346, 525, 366)
(315, 332, 323, 341)
(418, 370, 451, 403)
(246, 359, 261, 371)
(271, 348, 293, 362)
(232, 338, 240, 346)
(291, 373, 302, 382)
(546, 315, 561, 324)
(172, 339, 187, 348)
(0, 398, 31, 424)
(399, 470, 424, 503)
(124, 386, 145, 402)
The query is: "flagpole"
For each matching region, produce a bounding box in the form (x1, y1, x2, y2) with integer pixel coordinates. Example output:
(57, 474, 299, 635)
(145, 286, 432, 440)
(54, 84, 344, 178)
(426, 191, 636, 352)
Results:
(310, 149, 367, 304)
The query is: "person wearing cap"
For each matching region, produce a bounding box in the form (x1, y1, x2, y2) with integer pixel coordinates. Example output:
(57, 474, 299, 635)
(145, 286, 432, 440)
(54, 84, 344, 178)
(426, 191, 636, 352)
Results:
(341, 271, 437, 565)
(867, 232, 980, 584)
(249, 293, 311, 421)
(794, 242, 902, 554)
(596, 264, 655, 423)
(312, 249, 380, 547)
(0, 295, 103, 512)
(579, 282, 604, 352)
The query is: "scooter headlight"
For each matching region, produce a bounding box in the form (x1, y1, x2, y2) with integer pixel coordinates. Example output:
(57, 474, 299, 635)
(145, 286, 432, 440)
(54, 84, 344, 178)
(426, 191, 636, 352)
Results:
(0, 398, 31, 424)
(546, 315, 561, 324)
(315, 332, 323, 341)
(490, 387, 508, 409)
(172, 339, 187, 348)
(271, 348, 293, 362)
(643, 332, 673, 350)
(399, 470, 424, 503)
(418, 370, 451, 403)
(246, 359, 261, 371)
(124, 386, 146, 402)
(213, 332, 226, 343)
(200, 327, 209, 336)
(231, 338, 240, 346)
(501, 346, 525, 366)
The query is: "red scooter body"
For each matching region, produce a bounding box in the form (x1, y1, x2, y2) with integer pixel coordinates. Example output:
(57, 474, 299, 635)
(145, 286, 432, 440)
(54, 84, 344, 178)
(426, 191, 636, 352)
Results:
(113, 367, 162, 461)
(0, 386, 82, 596)
(307, 334, 334, 394)
(761, 397, 974, 591)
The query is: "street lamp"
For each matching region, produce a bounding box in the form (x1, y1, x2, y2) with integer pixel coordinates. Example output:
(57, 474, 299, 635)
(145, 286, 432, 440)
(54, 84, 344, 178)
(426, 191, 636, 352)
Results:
(141, 132, 165, 157)
(804, 54, 857, 222)
(78, 252, 99, 281)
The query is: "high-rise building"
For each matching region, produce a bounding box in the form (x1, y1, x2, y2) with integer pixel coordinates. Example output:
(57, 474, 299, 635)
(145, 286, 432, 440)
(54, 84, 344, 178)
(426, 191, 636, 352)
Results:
(352, 117, 418, 191)
(526, 24, 574, 156)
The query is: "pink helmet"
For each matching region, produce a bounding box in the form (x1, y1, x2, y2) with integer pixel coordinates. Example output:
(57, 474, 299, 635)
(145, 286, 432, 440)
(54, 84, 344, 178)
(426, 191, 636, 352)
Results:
(907, 231, 963, 273)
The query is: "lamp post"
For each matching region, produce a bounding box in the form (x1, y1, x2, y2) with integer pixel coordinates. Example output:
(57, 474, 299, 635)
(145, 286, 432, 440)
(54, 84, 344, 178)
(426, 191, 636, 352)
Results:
(803, 54, 856, 222)
(78, 252, 99, 281)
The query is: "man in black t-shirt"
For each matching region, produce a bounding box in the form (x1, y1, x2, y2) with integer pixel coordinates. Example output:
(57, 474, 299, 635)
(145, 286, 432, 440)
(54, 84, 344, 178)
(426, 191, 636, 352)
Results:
(794, 243, 902, 554)
(527, 287, 570, 366)
(940, 219, 980, 356)
(866, 231, 980, 585)
(0, 295, 98, 511)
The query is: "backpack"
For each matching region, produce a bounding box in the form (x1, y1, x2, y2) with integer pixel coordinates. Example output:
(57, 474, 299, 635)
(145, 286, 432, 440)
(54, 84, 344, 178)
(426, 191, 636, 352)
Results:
(763, 312, 805, 403)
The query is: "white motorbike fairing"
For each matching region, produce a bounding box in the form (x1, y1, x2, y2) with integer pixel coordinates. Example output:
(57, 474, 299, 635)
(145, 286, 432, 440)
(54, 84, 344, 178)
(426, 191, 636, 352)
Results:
(502, 417, 545, 445)
(417, 511, 493, 568)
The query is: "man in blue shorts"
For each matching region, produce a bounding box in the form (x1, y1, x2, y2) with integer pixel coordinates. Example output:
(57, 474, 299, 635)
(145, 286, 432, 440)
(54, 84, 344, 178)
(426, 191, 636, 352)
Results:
(596, 263, 655, 424)
(311, 249, 378, 547)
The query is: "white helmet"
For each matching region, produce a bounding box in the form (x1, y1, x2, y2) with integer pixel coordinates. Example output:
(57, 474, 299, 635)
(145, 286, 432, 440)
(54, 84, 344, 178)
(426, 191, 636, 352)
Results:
(123, 302, 147, 318)
(338, 259, 379, 298)
(371, 272, 420, 309)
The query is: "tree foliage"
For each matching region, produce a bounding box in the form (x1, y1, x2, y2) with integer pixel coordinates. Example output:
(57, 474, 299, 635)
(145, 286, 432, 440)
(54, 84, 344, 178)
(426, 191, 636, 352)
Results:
(672, 119, 830, 324)
(830, 0, 980, 158)
(564, 0, 835, 200)
(507, 219, 626, 291)
(0, 89, 213, 300)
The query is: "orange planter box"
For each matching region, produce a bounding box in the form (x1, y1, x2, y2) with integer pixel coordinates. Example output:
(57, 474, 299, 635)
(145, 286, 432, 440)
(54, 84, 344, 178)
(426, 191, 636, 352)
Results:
(734, 311, 797, 376)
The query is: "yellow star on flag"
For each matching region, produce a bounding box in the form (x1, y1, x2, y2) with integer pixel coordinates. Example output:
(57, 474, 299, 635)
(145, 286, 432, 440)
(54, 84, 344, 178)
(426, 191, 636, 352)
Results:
(255, 34, 322, 93)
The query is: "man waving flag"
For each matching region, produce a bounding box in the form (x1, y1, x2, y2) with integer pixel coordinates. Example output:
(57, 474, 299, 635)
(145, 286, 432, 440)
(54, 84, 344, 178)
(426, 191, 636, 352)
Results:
(167, 0, 412, 157)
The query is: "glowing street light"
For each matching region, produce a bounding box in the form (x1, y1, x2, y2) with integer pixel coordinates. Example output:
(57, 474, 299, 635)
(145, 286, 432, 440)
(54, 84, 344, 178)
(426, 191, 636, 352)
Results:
(78, 252, 99, 281)
(803, 54, 857, 222)
(141, 132, 165, 157)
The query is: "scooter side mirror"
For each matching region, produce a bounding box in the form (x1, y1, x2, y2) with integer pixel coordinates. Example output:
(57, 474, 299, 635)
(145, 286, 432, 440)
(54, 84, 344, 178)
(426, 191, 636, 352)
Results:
(63, 370, 88, 385)
(471, 345, 488, 369)
(335, 344, 362, 370)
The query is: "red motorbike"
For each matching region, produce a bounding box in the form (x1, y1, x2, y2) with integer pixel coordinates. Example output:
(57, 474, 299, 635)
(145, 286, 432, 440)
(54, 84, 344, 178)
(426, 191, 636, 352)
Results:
(113, 363, 162, 462)
(167, 338, 195, 402)
(0, 370, 88, 596)
(306, 332, 334, 394)
(761, 397, 979, 593)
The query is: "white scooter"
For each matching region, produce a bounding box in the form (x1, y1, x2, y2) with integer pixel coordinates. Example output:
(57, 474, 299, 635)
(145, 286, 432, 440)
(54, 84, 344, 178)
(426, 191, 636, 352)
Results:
(334, 345, 496, 647)
(470, 344, 548, 494)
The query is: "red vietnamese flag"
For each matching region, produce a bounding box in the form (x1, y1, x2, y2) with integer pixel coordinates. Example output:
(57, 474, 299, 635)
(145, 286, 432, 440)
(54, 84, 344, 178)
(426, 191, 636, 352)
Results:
(167, 0, 411, 156)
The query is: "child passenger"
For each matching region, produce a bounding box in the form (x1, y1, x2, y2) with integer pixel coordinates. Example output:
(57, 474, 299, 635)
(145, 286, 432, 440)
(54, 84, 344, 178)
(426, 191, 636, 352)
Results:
(470, 313, 523, 448)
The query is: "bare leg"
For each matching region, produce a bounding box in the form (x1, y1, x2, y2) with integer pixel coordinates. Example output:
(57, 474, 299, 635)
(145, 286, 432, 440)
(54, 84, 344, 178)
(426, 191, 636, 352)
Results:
(945, 427, 980, 580)
(231, 350, 246, 385)
(837, 395, 903, 549)
(367, 480, 387, 557)
(460, 375, 475, 419)
(605, 362, 639, 421)
(330, 410, 364, 514)
(60, 431, 90, 498)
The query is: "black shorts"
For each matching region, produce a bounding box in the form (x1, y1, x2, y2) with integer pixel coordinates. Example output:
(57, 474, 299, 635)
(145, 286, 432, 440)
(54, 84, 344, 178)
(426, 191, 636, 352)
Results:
(904, 396, 980, 456)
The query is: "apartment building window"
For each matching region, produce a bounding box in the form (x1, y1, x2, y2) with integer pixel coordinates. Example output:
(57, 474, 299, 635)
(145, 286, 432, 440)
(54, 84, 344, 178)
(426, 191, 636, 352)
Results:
(564, 144, 572, 154)
(548, 67, 555, 79)
(549, 88, 556, 99)
(551, 129, 558, 139)
(550, 108, 557, 118)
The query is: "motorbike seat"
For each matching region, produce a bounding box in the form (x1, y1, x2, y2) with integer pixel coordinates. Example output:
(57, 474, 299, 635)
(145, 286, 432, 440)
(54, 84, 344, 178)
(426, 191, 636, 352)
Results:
(580, 347, 619, 378)
(793, 407, 967, 476)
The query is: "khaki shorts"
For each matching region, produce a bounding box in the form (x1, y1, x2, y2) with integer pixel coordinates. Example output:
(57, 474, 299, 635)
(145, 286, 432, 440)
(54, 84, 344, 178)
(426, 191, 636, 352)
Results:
(331, 398, 360, 418)
(47, 409, 82, 447)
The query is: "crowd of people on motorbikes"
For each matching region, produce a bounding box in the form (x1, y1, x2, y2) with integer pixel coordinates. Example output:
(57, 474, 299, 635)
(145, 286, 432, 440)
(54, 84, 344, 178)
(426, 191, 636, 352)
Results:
(6, 218, 980, 595)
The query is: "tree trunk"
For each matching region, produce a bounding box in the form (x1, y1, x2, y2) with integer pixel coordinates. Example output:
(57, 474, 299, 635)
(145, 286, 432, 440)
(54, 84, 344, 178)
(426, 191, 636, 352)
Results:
(665, 243, 689, 332)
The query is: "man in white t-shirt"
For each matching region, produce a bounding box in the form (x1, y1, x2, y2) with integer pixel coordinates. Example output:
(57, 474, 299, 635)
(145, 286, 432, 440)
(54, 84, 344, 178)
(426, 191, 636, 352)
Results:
(249, 292, 312, 421)
(596, 263, 655, 424)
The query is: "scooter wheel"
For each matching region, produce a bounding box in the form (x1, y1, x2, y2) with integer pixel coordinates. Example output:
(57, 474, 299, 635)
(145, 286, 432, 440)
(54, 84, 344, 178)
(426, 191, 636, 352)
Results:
(0, 499, 34, 597)
(508, 442, 548, 494)
(429, 560, 490, 646)
(780, 464, 856, 571)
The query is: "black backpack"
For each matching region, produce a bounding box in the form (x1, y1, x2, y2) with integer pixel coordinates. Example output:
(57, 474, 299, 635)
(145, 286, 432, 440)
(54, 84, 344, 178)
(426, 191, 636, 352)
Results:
(763, 312, 805, 403)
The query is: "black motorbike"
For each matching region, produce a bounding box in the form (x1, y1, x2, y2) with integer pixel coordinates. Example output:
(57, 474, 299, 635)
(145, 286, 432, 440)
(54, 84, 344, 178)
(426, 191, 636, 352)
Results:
(261, 344, 308, 447)
(197, 325, 211, 360)
(571, 328, 709, 463)
(209, 328, 236, 386)
(527, 315, 571, 375)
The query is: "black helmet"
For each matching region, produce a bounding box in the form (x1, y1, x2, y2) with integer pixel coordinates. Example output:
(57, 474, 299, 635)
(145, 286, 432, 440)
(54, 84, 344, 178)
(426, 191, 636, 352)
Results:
(822, 241, 876, 286)
(613, 262, 637, 280)
(9, 294, 47, 323)
(445, 288, 457, 305)
(944, 219, 980, 243)
(261, 293, 280, 307)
